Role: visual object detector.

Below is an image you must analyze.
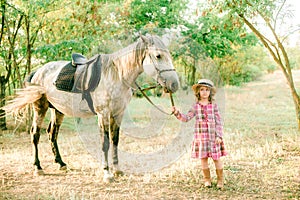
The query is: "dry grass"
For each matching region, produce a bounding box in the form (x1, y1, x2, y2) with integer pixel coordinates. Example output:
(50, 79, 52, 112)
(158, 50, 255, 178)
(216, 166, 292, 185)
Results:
(0, 70, 300, 199)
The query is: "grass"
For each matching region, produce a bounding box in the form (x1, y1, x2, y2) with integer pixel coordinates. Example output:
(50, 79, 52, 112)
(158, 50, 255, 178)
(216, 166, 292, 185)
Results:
(0, 70, 300, 199)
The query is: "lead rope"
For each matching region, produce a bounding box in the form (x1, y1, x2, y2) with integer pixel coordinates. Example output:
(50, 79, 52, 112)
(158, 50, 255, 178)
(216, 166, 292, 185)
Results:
(135, 82, 174, 115)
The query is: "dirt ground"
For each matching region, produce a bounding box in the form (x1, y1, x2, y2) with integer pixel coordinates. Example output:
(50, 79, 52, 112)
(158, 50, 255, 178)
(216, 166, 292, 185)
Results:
(1, 71, 300, 200)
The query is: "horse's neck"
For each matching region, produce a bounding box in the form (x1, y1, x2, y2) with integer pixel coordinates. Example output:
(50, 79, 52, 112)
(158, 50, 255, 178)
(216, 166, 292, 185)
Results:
(110, 41, 145, 85)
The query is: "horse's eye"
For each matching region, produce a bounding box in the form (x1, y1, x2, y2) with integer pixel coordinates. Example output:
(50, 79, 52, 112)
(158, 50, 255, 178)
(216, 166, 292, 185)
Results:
(156, 54, 161, 59)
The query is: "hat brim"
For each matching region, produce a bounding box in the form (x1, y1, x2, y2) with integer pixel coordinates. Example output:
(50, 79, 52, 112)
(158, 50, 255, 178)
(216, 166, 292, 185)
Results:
(192, 83, 216, 93)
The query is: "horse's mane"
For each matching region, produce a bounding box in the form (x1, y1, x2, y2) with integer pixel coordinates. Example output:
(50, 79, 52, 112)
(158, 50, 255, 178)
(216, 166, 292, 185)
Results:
(101, 35, 169, 83)
(112, 39, 146, 81)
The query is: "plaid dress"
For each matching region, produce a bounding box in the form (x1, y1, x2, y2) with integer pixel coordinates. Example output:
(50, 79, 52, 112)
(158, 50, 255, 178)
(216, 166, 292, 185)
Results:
(175, 102, 227, 160)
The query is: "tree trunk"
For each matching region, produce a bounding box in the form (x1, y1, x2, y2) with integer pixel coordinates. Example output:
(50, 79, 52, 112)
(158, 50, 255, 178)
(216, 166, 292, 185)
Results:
(240, 14, 300, 130)
(0, 76, 7, 130)
(191, 58, 196, 84)
(291, 90, 300, 130)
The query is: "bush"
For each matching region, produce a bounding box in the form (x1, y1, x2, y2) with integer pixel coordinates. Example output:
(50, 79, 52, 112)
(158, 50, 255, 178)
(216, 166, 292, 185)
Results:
(221, 64, 263, 86)
(266, 64, 276, 73)
(215, 45, 271, 86)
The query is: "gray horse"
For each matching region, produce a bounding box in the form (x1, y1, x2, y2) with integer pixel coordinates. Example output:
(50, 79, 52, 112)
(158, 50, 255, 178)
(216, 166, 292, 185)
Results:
(3, 35, 179, 182)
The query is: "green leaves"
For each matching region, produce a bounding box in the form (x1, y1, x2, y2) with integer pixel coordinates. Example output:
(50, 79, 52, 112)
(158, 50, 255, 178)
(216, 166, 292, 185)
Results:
(128, 0, 188, 30)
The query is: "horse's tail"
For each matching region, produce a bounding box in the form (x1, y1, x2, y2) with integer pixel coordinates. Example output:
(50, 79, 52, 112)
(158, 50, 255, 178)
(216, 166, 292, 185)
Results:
(2, 84, 46, 117)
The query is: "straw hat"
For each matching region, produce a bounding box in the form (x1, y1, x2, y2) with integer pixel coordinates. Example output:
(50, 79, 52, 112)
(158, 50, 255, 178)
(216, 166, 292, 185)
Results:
(192, 79, 216, 94)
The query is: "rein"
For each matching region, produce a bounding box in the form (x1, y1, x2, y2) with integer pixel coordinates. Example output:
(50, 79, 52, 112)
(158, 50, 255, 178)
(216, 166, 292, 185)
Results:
(135, 82, 175, 115)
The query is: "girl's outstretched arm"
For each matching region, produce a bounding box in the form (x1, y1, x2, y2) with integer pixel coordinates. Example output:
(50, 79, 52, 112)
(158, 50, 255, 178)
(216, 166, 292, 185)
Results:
(172, 105, 196, 122)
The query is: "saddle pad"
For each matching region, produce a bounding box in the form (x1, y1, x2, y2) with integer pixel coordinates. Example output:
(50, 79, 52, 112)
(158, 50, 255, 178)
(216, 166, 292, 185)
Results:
(72, 54, 101, 93)
(54, 55, 101, 94)
(54, 62, 76, 92)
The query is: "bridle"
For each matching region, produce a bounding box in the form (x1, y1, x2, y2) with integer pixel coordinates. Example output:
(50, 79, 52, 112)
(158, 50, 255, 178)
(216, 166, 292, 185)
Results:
(135, 49, 176, 115)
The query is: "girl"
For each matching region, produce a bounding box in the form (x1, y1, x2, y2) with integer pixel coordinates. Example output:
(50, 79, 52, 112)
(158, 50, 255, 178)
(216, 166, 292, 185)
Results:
(172, 79, 227, 189)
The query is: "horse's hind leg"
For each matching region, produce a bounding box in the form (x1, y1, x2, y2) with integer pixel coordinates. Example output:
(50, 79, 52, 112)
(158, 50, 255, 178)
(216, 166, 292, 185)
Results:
(31, 95, 49, 175)
(47, 108, 66, 170)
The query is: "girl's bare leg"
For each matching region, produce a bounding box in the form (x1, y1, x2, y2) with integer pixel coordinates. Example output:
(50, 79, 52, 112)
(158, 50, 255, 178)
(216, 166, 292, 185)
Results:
(213, 159, 223, 169)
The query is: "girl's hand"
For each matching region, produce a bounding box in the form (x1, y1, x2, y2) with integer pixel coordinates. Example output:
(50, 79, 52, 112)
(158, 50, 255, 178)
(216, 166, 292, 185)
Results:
(215, 137, 222, 144)
(172, 106, 179, 116)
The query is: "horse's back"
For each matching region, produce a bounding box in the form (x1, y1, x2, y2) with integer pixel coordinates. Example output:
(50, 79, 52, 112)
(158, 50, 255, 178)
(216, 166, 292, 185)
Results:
(31, 61, 69, 86)
(27, 60, 96, 117)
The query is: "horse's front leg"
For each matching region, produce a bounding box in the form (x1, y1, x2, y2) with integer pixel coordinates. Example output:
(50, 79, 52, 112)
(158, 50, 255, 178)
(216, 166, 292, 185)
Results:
(111, 122, 123, 176)
(98, 116, 113, 182)
(47, 108, 67, 170)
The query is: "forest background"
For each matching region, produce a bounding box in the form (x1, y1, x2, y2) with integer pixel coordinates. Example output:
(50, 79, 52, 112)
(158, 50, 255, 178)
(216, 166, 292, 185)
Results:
(0, 0, 299, 131)
(0, 0, 300, 199)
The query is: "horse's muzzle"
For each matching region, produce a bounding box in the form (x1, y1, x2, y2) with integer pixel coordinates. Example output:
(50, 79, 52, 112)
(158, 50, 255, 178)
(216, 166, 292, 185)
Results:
(156, 66, 179, 93)
(160, 77, 179, 93)
(167, 80, 179, 93)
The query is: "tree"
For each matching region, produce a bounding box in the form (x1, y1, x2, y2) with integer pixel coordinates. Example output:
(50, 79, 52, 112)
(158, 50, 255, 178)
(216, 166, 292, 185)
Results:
(0, 0, 75, 130)
(0, 0, 25, 130)
(0, 0, 131, 130)
(216, 45, 272, 86)
(0, 0, 7, 130)
(208, 0, 300, 129)
(173, 2, 258, 86)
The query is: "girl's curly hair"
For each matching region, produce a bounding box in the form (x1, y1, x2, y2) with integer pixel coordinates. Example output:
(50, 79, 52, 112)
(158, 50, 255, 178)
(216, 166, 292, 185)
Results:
(193, 85, 216, 102)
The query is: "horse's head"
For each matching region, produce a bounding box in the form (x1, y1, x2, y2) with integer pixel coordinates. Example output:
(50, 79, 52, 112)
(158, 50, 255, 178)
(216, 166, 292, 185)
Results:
(141, 35, 179, 93)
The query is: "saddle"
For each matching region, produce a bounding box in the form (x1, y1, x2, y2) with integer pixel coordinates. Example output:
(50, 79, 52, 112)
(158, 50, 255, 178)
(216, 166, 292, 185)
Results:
(72, 53, 87, 66)
(54, 53, 101, 114)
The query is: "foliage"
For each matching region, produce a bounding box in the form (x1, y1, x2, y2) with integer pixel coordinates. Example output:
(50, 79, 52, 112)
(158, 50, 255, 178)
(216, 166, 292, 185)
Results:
(1, 0, 264, 89)
(170, 1, 260, 86)
(2, 0, 299, 121)
(207, 0, 300, 128)
(182, 12, 258, 59)
(287, 46, 300, 70)
(35, 1, 107, 61)
(216, 45, 273, 86)
(127, 0, 188, 31)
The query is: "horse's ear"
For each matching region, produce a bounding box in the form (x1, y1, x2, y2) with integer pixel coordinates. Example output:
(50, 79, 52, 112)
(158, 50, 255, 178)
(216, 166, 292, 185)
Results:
(140, 35, 150, 46)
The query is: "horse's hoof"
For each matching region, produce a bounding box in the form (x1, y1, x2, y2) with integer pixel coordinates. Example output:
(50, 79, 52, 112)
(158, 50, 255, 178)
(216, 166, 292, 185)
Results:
(103, 176, 114, 183)
(34, 169, 44, 176)
(113, 170, 124, 177)
(59, 165, 67, 171)
(103, 171, 114, 183)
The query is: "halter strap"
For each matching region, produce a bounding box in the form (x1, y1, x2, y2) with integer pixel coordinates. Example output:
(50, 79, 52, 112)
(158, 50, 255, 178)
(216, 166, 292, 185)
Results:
(135, 82, 175, 115)
(132, 44, 176, 115)
(148, 53, 176, 78)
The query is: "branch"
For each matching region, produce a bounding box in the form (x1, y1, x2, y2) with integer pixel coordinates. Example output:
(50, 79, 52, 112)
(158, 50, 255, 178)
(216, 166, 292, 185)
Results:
(273, 0, 286, 30)
(247, 0, 293, 83)
(5, 2, 25, 15)
(263, 14, 293, 82)
(238, 14, 290, 78)
(3, 14, 24, 83)
(0, 0, 5, 46)
(30, 19, 44, 45)
(281, 27, 300, 44)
